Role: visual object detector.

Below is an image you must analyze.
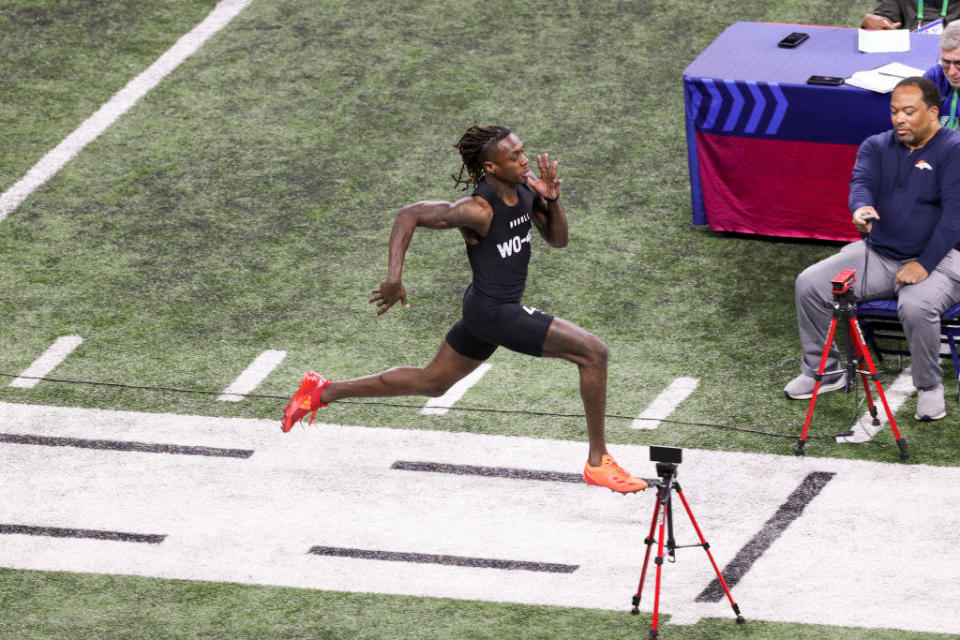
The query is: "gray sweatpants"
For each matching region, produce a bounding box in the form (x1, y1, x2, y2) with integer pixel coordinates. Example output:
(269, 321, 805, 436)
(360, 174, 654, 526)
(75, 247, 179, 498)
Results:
(795, 240, 960, 390)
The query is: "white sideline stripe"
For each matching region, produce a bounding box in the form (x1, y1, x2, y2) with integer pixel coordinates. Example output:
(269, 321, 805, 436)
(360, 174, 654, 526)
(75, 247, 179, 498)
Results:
(217, 350, 287, 402)
(836, 369, 915, 443)
(630, 377, 700, 429)
(8, 336, 84, 389)
(0, 0, 254, 223)
(421, 363, 493, 415)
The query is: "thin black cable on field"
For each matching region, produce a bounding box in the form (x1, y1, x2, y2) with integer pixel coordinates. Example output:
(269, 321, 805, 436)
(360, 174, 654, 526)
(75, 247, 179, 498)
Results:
(0, 372, 868, 442)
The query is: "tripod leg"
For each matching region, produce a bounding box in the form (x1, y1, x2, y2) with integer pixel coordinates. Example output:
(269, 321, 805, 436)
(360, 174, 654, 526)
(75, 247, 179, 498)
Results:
(851, 318, 909, 460)
(675, 485, 745, 624)
(665, 497, 677, 563)
(798, 318, 840, 456)
(859, 371, 880, 427)
(848, 319, 880, 427)
(650, 493, 668, 640)
(632, 496, 662, 615)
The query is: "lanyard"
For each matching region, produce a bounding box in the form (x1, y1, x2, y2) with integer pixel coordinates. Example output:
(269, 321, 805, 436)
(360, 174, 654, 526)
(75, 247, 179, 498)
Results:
(918, 0, 950, 20)
(950, 89, 958, 130)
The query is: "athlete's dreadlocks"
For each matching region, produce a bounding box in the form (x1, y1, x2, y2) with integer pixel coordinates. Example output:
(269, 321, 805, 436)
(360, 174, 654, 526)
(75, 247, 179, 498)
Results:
(452, 124, 512, 190)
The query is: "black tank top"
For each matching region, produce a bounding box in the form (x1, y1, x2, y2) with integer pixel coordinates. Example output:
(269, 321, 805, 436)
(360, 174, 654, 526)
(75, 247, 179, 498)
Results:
(467, 181, 535, 302)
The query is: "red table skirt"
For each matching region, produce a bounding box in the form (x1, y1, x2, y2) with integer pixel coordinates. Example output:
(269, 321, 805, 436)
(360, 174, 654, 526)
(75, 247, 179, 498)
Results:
(696, 132, 860, 241)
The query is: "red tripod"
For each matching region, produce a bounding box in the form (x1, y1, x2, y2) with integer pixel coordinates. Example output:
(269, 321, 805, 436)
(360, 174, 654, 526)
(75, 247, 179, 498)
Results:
(630, 459, 744, 639)
(795, 269, 909, 461)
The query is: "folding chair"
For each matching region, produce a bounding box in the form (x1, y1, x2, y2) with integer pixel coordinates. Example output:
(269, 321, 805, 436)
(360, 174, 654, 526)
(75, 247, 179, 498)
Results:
(856, 299, 960, 402)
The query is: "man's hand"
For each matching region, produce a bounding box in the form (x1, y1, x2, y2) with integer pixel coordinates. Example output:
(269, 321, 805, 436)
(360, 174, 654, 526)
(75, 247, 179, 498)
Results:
(853, 206, 879, 234)
(861, 13, 902, 29)
(369, 277, 409, 316)
(525, 153, 563, 202)
(896, 261, 929, 285)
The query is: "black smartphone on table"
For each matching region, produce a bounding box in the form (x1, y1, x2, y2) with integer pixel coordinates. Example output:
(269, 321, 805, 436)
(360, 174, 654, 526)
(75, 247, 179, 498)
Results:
(778, 32, 809, 48)
(807, 75, 844, 86)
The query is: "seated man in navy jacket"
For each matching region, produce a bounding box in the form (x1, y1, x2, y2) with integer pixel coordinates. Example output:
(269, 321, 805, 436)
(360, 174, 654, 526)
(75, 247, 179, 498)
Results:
(924, 21, 960, 132)
(785, 77, 960, 422)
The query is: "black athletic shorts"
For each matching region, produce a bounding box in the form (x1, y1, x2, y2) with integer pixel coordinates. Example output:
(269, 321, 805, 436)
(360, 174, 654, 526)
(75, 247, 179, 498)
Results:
(445, 284, 555, 361)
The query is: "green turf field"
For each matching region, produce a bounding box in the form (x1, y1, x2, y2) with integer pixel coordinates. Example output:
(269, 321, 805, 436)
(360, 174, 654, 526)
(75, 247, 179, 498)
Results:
(0, 0, 218, 195)
(1, 0, 958, 637)
(0, 567, 950, 640)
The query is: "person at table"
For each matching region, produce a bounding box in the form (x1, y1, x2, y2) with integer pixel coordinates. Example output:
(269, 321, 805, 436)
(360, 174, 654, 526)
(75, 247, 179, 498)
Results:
(862, 0, 960, 30)
(785, 77, 960, 423)
(924, 21, 960, 131)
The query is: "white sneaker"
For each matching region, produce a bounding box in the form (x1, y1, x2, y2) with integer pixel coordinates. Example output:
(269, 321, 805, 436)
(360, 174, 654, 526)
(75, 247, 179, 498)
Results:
(915, 384, 946, 421)
(783, 373, 847, 400)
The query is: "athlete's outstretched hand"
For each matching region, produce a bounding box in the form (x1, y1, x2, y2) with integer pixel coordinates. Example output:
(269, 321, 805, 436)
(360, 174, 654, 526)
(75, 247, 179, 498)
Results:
(369, 277, 409, 316)
(525, 153, 562, 202)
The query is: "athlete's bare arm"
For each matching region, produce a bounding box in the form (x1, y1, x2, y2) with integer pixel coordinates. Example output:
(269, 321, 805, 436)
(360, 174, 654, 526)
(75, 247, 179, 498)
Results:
(527, 153, 568, 248)
(369, 197, 493, 315)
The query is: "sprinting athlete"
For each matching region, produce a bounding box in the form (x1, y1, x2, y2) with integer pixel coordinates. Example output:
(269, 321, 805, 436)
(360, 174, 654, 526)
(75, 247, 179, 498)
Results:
(281, 124, 647, 493)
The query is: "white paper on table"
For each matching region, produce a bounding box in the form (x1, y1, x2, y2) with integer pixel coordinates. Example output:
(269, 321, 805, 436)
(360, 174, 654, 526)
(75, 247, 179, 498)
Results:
(845, 70, 902, 92)
(845, 61, 925, 93)
(857, 28, 910, 53)
(916, 19, 944, 34)
(875, 61, 925, 77)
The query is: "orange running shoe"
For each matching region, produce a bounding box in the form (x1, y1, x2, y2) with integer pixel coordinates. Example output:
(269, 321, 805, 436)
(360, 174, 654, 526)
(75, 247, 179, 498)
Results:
(583, 454, 648, 493)
(280, 371, 331, 432)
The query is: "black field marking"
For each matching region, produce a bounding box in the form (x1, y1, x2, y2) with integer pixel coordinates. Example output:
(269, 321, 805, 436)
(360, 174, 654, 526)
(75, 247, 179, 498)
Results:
(0, 432, 253, 459)
(391, 460, 583, 483)
(308, 546, 579, 573)
(696, 471, 836, 602)
(0, 523, 165, 544)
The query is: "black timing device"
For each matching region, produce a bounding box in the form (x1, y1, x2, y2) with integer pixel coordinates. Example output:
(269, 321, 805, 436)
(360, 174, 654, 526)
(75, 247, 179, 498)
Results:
(649, 445, 682, 464)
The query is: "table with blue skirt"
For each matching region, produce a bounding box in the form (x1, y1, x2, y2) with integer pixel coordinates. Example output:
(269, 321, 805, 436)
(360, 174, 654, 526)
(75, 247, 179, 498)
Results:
(684, 22, 940, 240)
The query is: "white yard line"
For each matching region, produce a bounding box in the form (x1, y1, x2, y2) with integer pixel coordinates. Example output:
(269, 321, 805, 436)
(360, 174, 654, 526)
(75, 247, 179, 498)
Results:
(8, 336, 83, 389)
(421, 363, 493, 415)
(217, 350, 286, 402)
(0, 401, 958, 634)
(0, 0, 254, 223)
(836, 368, 914, 443)
(631, 377, 700, 429)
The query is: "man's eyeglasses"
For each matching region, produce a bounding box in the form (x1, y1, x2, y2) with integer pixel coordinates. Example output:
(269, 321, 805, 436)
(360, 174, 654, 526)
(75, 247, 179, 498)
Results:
(940, 57, 960, 70)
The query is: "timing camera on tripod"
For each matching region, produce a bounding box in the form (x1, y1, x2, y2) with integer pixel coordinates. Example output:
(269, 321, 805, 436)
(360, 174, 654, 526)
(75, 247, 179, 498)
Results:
(630, 446, 744, 639)
(794, 269, 909, 460)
